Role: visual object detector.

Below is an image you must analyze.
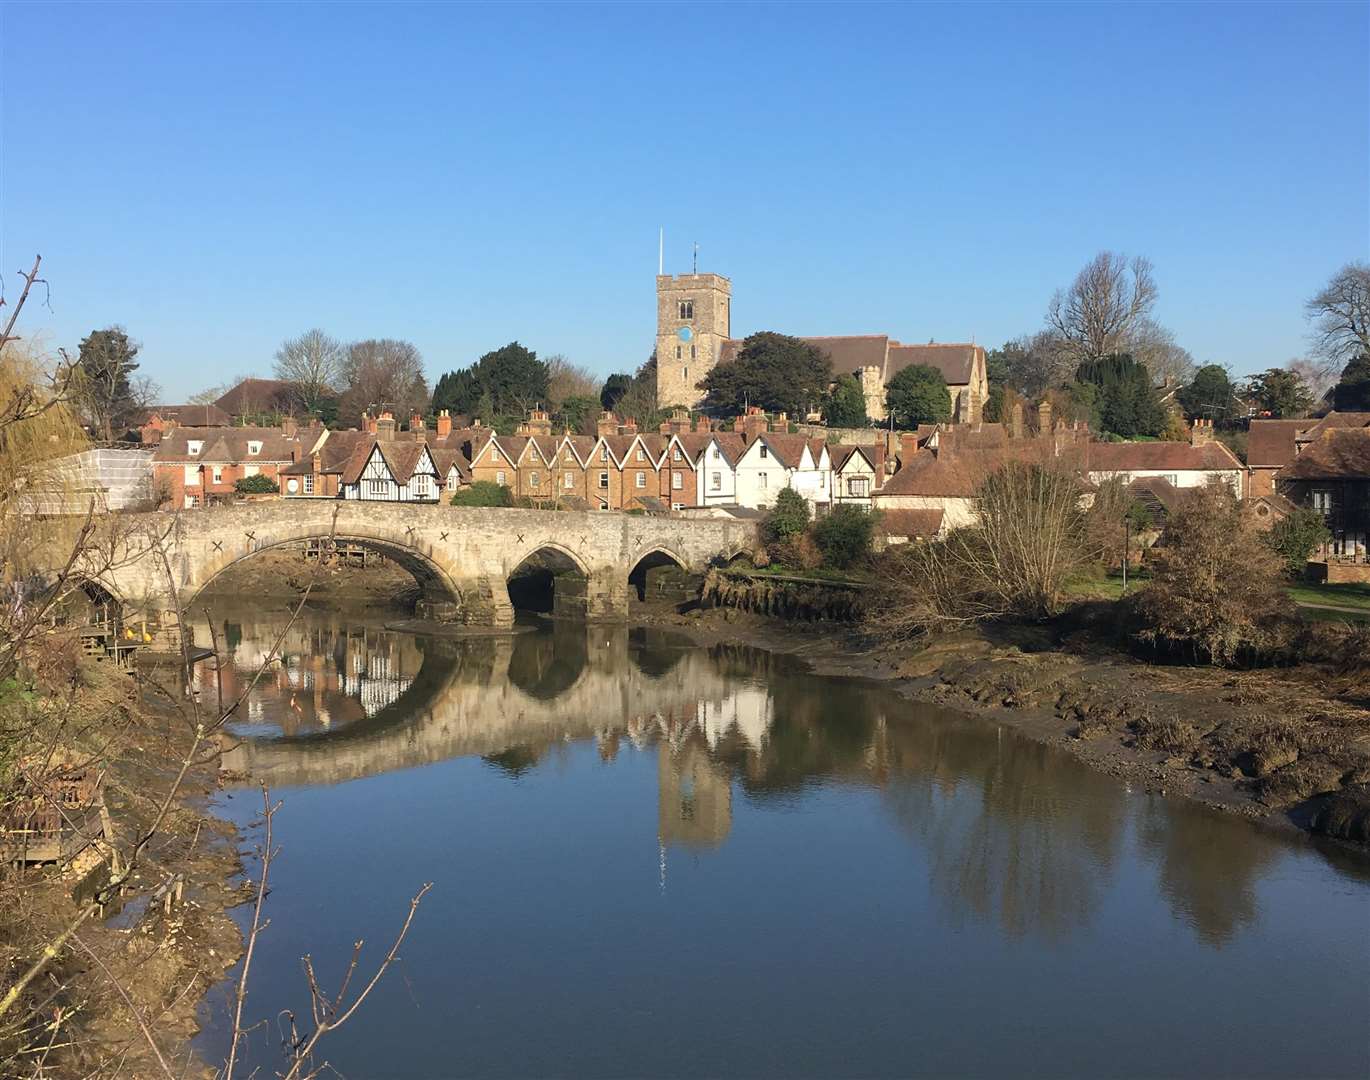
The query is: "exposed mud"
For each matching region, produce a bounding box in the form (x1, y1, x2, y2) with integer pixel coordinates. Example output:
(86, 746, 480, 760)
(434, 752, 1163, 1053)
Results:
(633, 603, 1370, 852)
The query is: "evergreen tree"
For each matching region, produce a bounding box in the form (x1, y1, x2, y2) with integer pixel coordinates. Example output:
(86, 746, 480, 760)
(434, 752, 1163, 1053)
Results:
(1332, 354, 1370, 410)
(73, 326, 141, 441)
(698, 333, 832, 417)
(1075, 354, 1166, 437)
(1176, 364, 1236, 420)
(823, 373, 868, 427)
(600, 373, 632, 411)
(1246, 368, 1314, 418)
(885, 364, 951, 428)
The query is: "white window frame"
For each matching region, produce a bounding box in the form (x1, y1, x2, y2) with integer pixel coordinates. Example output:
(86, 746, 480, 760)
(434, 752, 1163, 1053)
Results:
(187, 441, 202, 456)
(635, 471, 646, 488)
(530, 471, 541, 487)
(247, 440, 262, 456)
(564, 471, 574, 489)
(211, 466, 223, 484)
(304, 474, 315, 494)
(367, 478, 388, 497)
(598, 471, 609, 489)
(710, 472, 721, 491)
(496, 470, 507, 486)
(672, 471, 683, 490)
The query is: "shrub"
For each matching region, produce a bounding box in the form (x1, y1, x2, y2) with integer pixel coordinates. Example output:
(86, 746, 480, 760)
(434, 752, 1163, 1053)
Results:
(764, 487, 810, 544)
(234, 473, 278, 494)
(1128, 481, 1295, 665)
(812, 506, 878, 569)
(451, 480, 512, 507)
(1263, 507, 1331, 577)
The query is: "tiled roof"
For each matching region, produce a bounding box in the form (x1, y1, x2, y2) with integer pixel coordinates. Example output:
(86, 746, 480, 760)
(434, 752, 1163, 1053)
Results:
(212, 378, 295, 416)
(886, 344, 983, 386)
(1299, 411, 1370, 440)
(718, 335, 891, 376)
(143, 404, 231, 427)
(1083, 440, 1243, 473)
(1277, 429, 1370, 480)
(1247, 420, 1305, 468)
(152, 426, 300, 463)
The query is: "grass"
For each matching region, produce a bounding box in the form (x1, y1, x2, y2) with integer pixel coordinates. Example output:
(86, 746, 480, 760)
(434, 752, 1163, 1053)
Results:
(1061, 570, 1147, 601)
(1286, 581, 1370, 613)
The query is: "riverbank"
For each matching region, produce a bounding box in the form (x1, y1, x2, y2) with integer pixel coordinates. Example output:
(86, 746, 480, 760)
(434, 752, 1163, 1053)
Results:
(632, 603, 1370, 851)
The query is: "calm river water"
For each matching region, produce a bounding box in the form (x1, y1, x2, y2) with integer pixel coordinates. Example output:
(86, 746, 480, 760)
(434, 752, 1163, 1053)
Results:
(195, 605, 1370, 1079)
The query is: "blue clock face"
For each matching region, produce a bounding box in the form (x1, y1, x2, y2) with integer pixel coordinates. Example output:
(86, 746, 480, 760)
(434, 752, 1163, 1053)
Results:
(677, 326, 693, 342)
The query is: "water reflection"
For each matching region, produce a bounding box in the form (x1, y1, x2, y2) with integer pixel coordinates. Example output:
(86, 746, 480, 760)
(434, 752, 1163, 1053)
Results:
(199, 606, 1366, 953)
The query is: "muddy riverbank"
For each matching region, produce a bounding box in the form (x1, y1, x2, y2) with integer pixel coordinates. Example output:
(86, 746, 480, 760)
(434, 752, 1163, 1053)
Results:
(631, 604, 1370, 851)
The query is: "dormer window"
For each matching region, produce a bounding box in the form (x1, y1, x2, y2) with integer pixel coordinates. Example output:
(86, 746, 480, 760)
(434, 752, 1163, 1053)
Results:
(187, 440, 203, 456)
(636, 447, 645, 461)
(247, 440, 262, 456)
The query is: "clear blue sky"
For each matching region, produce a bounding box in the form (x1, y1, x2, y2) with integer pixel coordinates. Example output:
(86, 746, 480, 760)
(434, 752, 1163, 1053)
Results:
(2, 1, 1366, 400)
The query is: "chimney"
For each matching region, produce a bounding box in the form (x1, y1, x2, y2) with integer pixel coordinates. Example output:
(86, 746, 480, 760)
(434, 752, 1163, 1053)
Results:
(658, 420, 672, 435)
(309, 417, 322, 430)
(1010, 402, 1025, 439)
(740, 407, 768, 441)
(597, 411, 618, 438)
(770, 411, 789, 432)
(694, 414, 711, 433)
(282, 416, 298, 438)
(410, 411, 425, 433)
(618, 417, 638, 435)
(1037, 400, 1052, 437)
(376, 410, 396, 441)
(670, 407, 690, 434)
(524, 408, 552, 436)
(436, 409, 453, 439)
(1189, 418, 1214, 446)
(899, 433, 920, 465)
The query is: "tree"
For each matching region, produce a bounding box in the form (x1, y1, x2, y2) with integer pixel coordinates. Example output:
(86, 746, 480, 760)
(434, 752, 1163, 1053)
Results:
(545, 354, 597, 407)
(698, 332, 832, 417)
(1246, 367, 1314, 418)
(823, 373, 868, 427)
(613, 356, 662, 427)
(432, 368, 483, 417)
(71, 326, 142, 441)
(338, 339, 428, 426)
(600, 373, 632, 412)
(813, 505, 877, 569)
(1076, 354, 1167, 437)
(885, 364, 951, 428)
(1131, 483, 1295, 665)
(1176, 364, 1236, 420)
(1306, 261, 1370, 365)
(1263, 508, 1331, 577)
(472, 342, 548, 417)
(1126, 317, 1195, 386)
(1048, 252, 1158, 363)
(234, 473, 279, 494)
(452, 480, 513, 507)
(989, 331, 1075, 398)
(764, 486, 810, 544)
(1331, 354, 1370, 411)
(556, 394, 599, 434)
(273, 329, 342, 415)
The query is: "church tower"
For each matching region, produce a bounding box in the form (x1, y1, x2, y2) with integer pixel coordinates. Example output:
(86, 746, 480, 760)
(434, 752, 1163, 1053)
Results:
(655, 272, 731, 409)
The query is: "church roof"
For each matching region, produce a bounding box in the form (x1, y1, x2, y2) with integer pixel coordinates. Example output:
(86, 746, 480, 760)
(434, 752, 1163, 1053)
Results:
(887, 344, 982, 387)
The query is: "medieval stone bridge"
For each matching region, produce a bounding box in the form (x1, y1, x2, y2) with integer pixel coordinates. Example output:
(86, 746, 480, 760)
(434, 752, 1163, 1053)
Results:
(95, 503, 758, 629)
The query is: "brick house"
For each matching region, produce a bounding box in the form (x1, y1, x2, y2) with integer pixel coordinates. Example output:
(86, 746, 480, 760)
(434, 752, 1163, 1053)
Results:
(139, 404, 230, 445)
(153, 426, 303, 508)
(1276, 427, 1370, 565)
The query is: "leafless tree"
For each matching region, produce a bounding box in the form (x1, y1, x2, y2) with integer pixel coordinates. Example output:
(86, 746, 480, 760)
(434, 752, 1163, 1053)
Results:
(338, 339, 428, 425)
(544, 354, 597, 406)
(1286, 355, 1341, 402)
(1126, 317, 1194, 385)
(188, 382, 231, 406)
(274, 329, 343, 414)
(1305, 261, 1370, 364)
(1047, 251, 1159, 363)
(996, 330, 1075, 397)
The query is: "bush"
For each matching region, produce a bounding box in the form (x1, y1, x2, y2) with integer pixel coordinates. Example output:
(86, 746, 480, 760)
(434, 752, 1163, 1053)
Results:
(812, 506, 878, 569)
(764, 487, 810, 544)
(1263, 507, 1331, 577)
(234, 473, 278, 494)
(1129, 481, 1296, 665)
(451, 480, 512, 507)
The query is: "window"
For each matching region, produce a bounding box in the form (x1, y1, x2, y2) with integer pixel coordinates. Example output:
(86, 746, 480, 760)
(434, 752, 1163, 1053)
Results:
(710, 472, 721, 491)
(183, 464, 199, 485)
(412, 474, 432, 497)
(564, 471, 574, 489)
(1313, 490, 1332, 513)
(243, 465, 259, 477)
(211, 466, 223, 484)
(530, 471, 541, 487)
(635, 471, 646, 488)
(759, 445, 768, 459)
(758, 472, 769, 489)
(712, 446, 720, 459)
(848, 477, 869, 496)
(672, 446, 682, 461)
(679, 300, 693, 319)
(672, 472, 683, 490)
(600, 446, 608, 461)
(690, 344, 696, 359)
(496, 470, 507, 486)
(672, 503, 683, 511)
(636, 447, 646, 461)
(367, 478, 387, 497)
(304, 474, 315, 494)
(447, 473, 458, 492)
(683, 366, 689, 380)
(598, 471, 609, 489)
(676, 345, 682, 360)
(187, 441, 202, 456)
(247, 441, 262, 456)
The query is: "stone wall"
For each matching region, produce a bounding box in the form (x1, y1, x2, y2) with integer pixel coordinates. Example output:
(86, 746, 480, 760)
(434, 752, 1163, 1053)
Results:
(656, 273, 731, 410)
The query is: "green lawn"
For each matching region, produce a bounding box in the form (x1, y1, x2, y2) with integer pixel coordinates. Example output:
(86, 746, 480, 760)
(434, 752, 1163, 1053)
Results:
(1286, 581, 1370, 613)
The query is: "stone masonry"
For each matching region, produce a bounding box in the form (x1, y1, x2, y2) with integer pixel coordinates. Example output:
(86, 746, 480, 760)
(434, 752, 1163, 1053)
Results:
(656, 273, 731, 410)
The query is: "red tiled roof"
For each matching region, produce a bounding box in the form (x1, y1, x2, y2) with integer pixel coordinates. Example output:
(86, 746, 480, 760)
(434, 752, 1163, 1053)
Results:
(876, 509, 945, 539)
(153, 426, 300, 463)
(1247, 420, 1305, 468)
(1278, 429, 1370, 480)
(1300, 411, 1370, 438)
(1083, 440, 1243, 473)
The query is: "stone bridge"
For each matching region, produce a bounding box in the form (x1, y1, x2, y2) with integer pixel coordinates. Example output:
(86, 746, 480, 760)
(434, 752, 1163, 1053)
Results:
(94, 503, 758, 629)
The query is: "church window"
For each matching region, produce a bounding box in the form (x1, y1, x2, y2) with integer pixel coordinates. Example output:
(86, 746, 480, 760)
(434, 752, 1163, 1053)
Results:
(691, 344, 696, 359)
(679, 300, 694, 319)
(676, 345, 682, 360)
(683, 366, 689, 380)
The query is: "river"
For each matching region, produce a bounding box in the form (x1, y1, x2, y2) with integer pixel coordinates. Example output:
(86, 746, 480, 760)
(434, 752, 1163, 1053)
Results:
(194, 603, 1370, 1079)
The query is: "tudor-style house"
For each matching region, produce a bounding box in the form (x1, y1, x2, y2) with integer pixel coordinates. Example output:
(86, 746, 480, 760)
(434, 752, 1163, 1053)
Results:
(1276, 426, 1370, 571)
(831, 444, 887, 505)
(279, 414, 471, 502)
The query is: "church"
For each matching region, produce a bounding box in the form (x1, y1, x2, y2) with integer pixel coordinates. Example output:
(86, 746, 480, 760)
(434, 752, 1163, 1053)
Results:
(655, 271, 989, 424)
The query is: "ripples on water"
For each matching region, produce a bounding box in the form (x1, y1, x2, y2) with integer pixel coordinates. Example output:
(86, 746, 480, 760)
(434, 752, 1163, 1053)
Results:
(194, 606, 1370, 1080)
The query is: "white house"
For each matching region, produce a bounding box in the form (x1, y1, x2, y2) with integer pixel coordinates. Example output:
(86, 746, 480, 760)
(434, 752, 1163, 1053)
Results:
(733, 433, 832, 509)
(341, 442, 442, 502)
(693, 433, 746, 507)
(831, 445, 885, 507)
(1082, 428, 1243, 494)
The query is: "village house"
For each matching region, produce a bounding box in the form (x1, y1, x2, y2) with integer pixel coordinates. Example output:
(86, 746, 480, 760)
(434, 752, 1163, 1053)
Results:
(152, 425, 304, 508)
(1080, 421, 1244, 493)
(694, 433, 747, 507)
(1276, 427, 1370, 575)
(831, 444, 888, 506)
(138, 404, 231, 444)
(213, 377, 297, 423)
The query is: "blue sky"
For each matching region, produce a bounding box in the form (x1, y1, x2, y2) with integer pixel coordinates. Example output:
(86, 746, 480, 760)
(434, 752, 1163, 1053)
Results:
(1, 1, 1366, 400)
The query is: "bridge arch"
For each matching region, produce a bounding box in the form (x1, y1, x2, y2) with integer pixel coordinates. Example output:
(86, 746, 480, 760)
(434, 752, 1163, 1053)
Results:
(628, 546, 697, 605)
(506, 544, 591, 617)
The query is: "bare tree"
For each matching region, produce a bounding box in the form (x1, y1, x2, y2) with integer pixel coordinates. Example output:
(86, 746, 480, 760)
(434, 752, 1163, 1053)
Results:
(544, 354, 597, 406)
(1286, 355, 1341, 402)
(274, 329, 343, 414)
(338, 339, 428, 425)
(1047, 251, 1159, 363)
(1126, 317, 1194, 385)
(1305, 261, 1370, 365)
